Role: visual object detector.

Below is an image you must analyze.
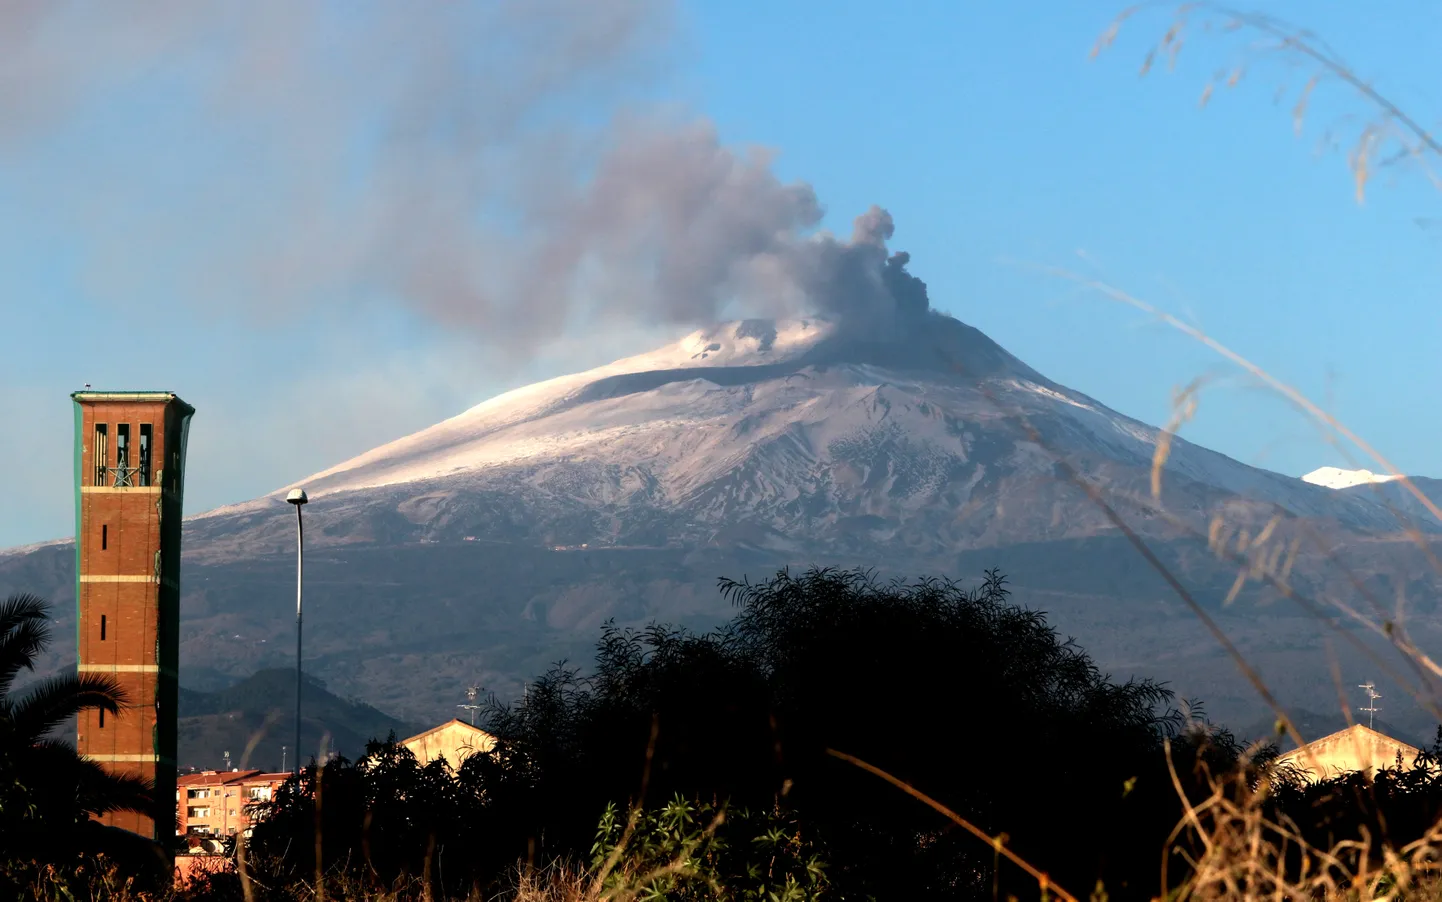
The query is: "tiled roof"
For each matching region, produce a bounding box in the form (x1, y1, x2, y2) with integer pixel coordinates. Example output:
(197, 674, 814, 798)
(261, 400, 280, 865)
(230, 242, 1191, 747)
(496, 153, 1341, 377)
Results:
(178, 770, 289, 786)
(401, 718, 497, 746)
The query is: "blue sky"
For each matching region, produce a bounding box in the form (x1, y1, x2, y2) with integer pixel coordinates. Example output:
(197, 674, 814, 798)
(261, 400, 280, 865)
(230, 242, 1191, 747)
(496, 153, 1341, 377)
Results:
(1, 1, 1438, 547)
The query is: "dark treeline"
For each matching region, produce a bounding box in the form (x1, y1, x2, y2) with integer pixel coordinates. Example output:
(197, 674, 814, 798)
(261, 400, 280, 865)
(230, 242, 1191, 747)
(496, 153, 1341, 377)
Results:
(9, 570, 1442, 900)
(239, 568, 1256, 900)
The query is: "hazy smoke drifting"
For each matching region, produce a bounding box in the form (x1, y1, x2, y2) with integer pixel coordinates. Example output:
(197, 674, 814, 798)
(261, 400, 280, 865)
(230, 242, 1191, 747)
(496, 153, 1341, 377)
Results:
(0, 1, 931, 356)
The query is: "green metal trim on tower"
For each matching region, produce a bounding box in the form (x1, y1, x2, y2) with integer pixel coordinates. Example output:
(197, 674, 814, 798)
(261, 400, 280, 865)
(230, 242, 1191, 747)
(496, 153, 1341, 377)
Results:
(70, 390, 194, 410)
(72, 398, 83, 655)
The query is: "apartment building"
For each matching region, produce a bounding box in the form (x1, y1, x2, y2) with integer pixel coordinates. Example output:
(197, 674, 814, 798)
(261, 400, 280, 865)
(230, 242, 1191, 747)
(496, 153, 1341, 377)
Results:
(177, 770, 289, 839)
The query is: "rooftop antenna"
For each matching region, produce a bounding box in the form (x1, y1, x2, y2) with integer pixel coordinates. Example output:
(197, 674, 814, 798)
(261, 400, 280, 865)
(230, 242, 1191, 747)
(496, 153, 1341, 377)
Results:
(458, 685, 485, 726)
(281, 745, 287, 773)
(1359, 682, 1382, 730)
(223, 749, 232, 771)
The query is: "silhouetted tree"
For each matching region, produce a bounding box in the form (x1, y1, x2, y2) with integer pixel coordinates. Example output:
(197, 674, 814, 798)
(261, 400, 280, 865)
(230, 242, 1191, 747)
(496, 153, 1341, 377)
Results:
(481, 567, 1225, 899)
(0, 593, 164, 891)
(246, 736, 494, 896)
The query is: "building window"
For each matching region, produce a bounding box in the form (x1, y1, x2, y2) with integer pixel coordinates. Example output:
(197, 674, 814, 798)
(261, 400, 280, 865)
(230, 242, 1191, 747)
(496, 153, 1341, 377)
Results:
(93, 424, 108, 486)
(100, 615, 107, 641)
(115, 425, 131, 486)
(101, 524, 107, 551)
(138, 424, 152, 487)
(99, 708, 105, 728)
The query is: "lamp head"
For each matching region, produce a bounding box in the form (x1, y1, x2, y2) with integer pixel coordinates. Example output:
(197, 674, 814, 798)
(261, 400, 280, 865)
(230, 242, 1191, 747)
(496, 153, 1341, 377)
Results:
(286, 489, 309, 506)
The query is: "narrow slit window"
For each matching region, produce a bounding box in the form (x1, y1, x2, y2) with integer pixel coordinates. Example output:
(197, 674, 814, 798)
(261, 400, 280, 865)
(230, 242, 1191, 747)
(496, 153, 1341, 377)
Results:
(101, 524, 108, 550)
(100, 614, 107, 640)
(99, 708, 105, 728)
(138, 424, 152, 487)
(115, 425, 130, 485)
(93, 424, 108, 486)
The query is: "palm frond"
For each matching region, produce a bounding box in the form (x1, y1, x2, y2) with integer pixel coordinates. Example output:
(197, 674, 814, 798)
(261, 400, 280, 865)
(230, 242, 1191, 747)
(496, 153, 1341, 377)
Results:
(26, 739, 155, 817)
(8, 672, 128, 743)
(70, 754, 155, 817)
(0, 593, 51, 698)
(0, 592, 49, 636)
(78, 820, 170, 875)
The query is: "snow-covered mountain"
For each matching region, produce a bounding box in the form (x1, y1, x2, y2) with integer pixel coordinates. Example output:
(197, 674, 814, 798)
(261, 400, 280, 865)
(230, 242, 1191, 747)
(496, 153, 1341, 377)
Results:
(5, 314, 1440, 736)
(189, 315, 1433, 561)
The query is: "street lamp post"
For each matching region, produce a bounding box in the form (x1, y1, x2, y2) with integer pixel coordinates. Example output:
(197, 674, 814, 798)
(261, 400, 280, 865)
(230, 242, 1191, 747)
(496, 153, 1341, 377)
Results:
(286, 489, 308, 775)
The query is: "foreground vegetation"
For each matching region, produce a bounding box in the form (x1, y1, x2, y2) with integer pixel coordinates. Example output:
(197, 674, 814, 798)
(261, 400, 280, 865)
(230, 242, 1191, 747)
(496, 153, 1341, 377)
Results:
(11, 569, 1442, 901)
(215, 567, 1218, 899)
(7, 559, 1442, 902)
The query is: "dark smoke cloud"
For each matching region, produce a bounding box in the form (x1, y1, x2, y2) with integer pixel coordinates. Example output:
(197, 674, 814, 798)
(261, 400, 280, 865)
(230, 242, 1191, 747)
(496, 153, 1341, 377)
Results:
(779, 205, 933, 333)
(0, 0, 932, 358)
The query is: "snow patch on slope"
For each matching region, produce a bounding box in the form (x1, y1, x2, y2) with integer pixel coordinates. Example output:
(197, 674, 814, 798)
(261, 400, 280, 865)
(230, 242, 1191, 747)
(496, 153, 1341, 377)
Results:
(1303, 467, 1404, 490)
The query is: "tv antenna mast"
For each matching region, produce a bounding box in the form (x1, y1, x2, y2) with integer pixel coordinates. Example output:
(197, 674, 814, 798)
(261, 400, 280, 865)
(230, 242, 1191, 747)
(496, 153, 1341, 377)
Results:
(1359, 682, 1382, 730)
(458, 685, 485, 726)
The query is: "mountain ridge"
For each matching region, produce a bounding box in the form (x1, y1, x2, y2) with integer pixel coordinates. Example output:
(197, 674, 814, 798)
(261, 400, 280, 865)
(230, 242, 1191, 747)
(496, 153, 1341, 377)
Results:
(177, 668, 416, 772)
(4, 314, 1441, 739)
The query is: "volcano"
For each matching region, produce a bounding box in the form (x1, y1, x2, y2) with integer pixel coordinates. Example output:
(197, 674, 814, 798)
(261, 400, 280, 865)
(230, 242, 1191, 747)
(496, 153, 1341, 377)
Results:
(190, 315, 1425, 554)
(4, 315, 1440, 743)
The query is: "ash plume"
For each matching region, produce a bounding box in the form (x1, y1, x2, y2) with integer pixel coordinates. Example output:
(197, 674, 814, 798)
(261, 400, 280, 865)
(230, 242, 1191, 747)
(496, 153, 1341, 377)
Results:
(778, 205, 933, 334)
(0, 0, 935, 359)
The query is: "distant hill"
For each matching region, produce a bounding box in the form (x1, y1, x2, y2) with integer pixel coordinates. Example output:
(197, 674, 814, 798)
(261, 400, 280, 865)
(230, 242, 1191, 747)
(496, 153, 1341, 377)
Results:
(177, 669, 417, 772)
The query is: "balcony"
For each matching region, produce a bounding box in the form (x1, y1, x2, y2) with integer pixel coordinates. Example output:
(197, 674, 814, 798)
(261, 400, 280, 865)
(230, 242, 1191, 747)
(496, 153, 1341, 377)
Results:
(94, 464, 153, 488)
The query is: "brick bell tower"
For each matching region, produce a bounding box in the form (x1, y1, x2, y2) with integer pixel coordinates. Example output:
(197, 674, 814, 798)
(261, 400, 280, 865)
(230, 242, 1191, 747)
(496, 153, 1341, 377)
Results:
(73, 391, 194, 841)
